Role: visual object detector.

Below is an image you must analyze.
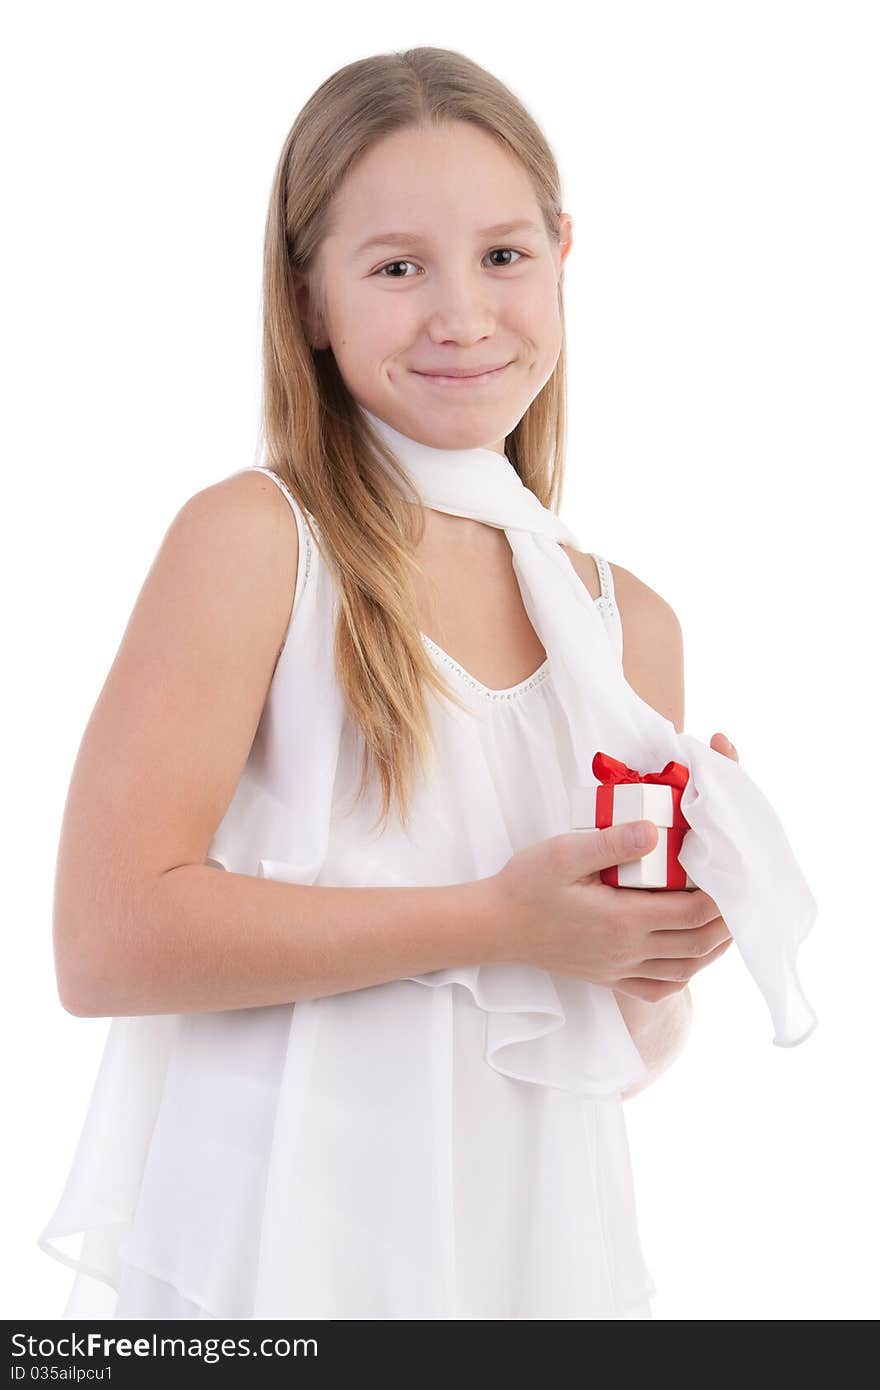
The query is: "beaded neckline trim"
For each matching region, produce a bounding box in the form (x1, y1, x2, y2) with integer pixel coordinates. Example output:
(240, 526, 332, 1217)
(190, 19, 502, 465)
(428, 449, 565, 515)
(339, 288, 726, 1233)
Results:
(420, 632, 551, 701)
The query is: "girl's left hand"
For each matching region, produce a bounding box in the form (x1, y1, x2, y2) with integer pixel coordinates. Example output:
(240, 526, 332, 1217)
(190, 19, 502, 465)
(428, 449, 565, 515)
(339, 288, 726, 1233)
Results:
(709, 731, 739, 763)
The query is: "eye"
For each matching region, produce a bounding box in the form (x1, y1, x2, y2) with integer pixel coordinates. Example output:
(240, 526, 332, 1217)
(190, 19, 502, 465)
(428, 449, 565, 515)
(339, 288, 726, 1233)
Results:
(373, 248, 527, 278)
(485, 247, 525, 268)
(375, 259, 420, 279)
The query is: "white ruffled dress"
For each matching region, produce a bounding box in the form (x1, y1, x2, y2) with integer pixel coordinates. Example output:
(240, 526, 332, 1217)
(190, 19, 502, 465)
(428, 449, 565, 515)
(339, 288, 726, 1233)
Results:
(38, 467, 690, 1320)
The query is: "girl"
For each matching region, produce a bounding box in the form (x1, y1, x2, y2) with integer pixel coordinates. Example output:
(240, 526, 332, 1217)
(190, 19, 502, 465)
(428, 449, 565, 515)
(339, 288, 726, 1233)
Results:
(39, 47, 813, 1321)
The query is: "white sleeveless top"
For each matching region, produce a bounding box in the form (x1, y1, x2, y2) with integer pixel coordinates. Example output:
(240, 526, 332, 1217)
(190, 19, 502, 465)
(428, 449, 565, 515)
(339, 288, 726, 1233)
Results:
(38, 466, 669, 1321)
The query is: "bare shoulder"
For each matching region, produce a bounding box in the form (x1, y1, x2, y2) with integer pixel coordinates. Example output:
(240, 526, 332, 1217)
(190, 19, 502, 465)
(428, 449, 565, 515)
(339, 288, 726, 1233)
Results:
(606, 559, 681, 629)
(561, 545, 684, 732)
(611, 561, 685, 733)
(186, 466, 299, 570)
(179, 468, 300, 645)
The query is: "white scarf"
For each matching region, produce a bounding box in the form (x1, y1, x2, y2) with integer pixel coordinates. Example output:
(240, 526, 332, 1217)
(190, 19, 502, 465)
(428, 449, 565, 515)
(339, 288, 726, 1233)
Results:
(359, 404, 818, 1050)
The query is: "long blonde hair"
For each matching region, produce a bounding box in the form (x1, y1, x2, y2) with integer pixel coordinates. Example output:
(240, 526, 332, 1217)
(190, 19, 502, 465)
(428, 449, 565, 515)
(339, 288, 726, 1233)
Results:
(260, 46, 569, 834)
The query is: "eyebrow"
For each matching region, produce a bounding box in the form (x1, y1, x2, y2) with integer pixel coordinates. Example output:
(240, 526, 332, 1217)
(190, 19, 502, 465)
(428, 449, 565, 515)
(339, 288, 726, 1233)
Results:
(353, 218, 544, 258)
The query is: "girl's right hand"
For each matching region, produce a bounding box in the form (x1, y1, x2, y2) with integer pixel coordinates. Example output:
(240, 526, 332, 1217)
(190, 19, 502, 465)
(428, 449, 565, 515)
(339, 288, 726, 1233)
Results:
(492, 819, 733, 1002)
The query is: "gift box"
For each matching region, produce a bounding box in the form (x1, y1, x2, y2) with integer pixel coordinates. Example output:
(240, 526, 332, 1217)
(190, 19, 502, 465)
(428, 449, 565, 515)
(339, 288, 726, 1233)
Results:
(571, 750, 697, 890)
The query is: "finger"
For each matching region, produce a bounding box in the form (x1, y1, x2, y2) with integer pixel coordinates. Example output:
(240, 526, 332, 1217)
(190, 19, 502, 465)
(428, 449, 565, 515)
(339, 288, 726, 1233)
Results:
(648, 916, 733, 957)
(639, 934, 734, 978)
(711, 730, 739, 762)
(622, 885, 721, 929)
(626, 935, 734, 982)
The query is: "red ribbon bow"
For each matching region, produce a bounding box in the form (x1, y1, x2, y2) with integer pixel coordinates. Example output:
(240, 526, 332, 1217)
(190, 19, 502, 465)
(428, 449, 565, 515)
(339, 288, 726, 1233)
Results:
(592, 750, 691, 793)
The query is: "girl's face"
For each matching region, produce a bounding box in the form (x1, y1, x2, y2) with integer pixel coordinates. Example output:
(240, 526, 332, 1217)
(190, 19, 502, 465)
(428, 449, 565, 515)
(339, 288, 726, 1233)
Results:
(297, 120, 573, 455)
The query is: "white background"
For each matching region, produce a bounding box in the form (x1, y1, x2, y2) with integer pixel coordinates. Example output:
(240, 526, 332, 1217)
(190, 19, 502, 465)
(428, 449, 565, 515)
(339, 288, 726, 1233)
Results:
(4, 0, 877, 1321)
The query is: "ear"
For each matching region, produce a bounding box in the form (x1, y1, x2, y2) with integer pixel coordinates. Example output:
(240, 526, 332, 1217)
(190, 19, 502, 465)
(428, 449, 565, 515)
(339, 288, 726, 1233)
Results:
(291, 268, 329, 349)
(558, 212, 573, 272)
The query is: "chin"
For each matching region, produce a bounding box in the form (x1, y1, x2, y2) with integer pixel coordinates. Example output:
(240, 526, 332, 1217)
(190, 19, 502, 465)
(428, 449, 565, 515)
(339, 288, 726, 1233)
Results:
(415, 406, 510, 443)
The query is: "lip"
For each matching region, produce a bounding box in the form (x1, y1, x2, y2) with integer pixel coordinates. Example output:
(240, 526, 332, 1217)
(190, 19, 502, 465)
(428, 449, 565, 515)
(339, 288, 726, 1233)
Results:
(413, 361, 512, 387)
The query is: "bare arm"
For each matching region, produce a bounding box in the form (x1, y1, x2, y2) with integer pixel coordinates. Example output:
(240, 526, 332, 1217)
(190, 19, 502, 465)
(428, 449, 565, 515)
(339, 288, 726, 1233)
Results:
(69, 865, 502, 1018)
(53, 472, 505, 1018)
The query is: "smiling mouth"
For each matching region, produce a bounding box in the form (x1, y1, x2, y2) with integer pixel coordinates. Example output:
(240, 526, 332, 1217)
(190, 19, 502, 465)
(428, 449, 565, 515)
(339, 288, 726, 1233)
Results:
(413, 362, 513, 387)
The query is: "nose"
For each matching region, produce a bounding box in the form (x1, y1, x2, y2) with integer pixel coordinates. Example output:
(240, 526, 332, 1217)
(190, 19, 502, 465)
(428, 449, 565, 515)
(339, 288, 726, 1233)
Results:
(424, 266, 497, 345)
